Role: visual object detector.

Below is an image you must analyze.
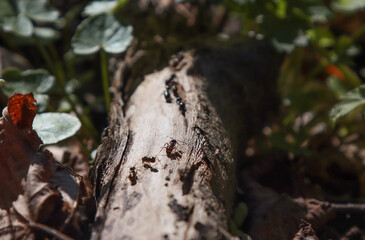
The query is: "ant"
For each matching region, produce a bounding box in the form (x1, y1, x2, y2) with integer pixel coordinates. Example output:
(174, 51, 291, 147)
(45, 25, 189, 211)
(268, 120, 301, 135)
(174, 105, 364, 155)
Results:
(142, 156, 156, 163)
(176, 97, 186, 116)
(164, 89, 172, 103)
(165, 139, 178, 156)
(157, 139, 183, 160)
(163, 74, 176, 104)
(166, 140, 183, 160)
(165, 74, 176, 87)
(171, 82, 179, 97)
(128, 167, 138, 186)
(143, 163, 158, 173)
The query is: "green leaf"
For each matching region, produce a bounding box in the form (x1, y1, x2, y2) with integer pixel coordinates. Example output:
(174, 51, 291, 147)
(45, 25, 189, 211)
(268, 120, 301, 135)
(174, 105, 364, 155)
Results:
(330, 85, 365, 122)
(332, 0, 365, 13)
(33, 113, 81, 145)
(34, 27, 60, 40)
(2, 15, 33, 37)
(307, 27, 335, 48)
(307, 5, 332, 23)
(233, 202, 248, 227)
(326, 76, 348, 98)
(0, 79, 5, 86)
(1, 68, 55, 112)
(0, 0, 59, 37)
(271, 29, 309, 53)
(1, 68, 55, 96)
(25, 0, 59, 22)
(34, 94, 49, 112)
(83, 0, 118, 16)
(71, 13, 133, 55)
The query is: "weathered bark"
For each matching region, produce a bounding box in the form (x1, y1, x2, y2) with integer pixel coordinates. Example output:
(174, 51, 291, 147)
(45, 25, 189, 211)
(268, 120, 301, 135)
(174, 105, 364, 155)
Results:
(90, 51, 237, 240)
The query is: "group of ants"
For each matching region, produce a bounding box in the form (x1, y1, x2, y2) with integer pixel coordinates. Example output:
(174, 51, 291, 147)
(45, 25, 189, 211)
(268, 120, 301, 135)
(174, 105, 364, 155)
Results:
(127, 53, 214, 186)
(128, 53, 185, 186)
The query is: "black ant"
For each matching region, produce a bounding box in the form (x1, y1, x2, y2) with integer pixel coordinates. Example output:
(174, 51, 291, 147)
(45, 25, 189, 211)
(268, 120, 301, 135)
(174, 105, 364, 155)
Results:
(158, 139, 183, 160)
(176, 97, 186, 116)
(165, 139, 182, 160)
(143, 163, 158, 173)
(165, 74, 176, 86)
(142, 156, 156, 163)
(165, 139, 178, 156)
(171, 82, 179, 97)
(128, 167, 138, 186)
(164, 90, 172, 103)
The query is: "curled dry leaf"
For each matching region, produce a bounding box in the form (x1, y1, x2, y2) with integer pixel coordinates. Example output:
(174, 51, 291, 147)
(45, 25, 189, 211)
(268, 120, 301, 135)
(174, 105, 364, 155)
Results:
(292, 220, 319, 240)
(0, 93, 41, 210)
(0, 93, 93, 239)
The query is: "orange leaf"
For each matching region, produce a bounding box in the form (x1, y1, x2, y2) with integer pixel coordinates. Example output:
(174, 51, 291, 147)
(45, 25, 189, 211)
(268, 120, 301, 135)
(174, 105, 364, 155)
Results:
(325, 64, 345, 80)
(8, 93, 37, 129)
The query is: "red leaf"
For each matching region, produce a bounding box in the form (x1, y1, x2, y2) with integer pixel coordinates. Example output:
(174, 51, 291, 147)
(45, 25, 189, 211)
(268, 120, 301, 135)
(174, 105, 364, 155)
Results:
(8, 93, 37, 129)
(325, 64, 345, 80)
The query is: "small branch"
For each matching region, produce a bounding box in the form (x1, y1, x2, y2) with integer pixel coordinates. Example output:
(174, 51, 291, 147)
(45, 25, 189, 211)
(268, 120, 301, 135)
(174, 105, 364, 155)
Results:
(331, 203, 365, 213)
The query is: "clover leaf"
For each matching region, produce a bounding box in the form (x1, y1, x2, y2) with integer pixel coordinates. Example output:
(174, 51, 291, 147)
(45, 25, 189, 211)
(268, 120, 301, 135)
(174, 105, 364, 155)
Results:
(33, 113, 81, 145)
(332, 0, 365, 13)
(330, 85, 365, 122)
(0, 0, 59, 38)
(1, 68, 55, 112)
(83, 0, 118, 16)
(71, 12, 133, 55)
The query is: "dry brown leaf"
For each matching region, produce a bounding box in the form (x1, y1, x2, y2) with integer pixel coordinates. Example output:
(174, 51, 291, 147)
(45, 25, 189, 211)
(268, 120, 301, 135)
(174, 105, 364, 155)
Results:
(292, 220, 319, 240)
(0, 93, 93, 240)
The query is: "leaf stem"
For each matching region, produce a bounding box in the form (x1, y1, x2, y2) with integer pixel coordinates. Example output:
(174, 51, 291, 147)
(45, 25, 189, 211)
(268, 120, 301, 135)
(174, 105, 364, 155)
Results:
(37, 41, 100, 144)
(48, 43, 66, 87)
(100, 49, 111, 112)
(36, 41, 56, 76)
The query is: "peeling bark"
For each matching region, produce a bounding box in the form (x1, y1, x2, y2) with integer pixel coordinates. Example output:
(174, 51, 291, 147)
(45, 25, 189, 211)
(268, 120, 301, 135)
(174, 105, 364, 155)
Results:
(91, 51, 237, 240)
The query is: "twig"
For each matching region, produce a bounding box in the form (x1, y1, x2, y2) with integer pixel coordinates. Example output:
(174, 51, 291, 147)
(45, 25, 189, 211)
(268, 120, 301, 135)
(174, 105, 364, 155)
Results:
(331, 203, 365, 213)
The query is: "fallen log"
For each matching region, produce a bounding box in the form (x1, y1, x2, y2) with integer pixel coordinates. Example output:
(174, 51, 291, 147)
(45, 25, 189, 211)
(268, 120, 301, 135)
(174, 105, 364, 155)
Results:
(90, 51, 236, 240)
(90, 43, 281, 239)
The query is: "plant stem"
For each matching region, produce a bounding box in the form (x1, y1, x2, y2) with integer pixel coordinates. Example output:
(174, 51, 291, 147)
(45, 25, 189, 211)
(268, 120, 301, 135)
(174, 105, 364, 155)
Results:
(37, 41, 100, 144)
(48, 43, 66, 87)
(36, 41, 56, 76)
(100, 49, 111, 112)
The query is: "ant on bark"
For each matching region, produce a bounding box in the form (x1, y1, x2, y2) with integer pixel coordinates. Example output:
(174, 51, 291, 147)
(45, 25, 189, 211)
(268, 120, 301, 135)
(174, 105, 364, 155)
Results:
(141, 156, 159, 172)
(128, 167, 138, 186)
(143, 163, 158, 173)
(142, 156, 156, 163)
(164, 90, 172, 103)
(156, 138, 184, 160)
(176, 97, 186, 116)
(163, 74, 176, 104)
(166, 139, 184, 160)
(165, 74, 176, 86)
